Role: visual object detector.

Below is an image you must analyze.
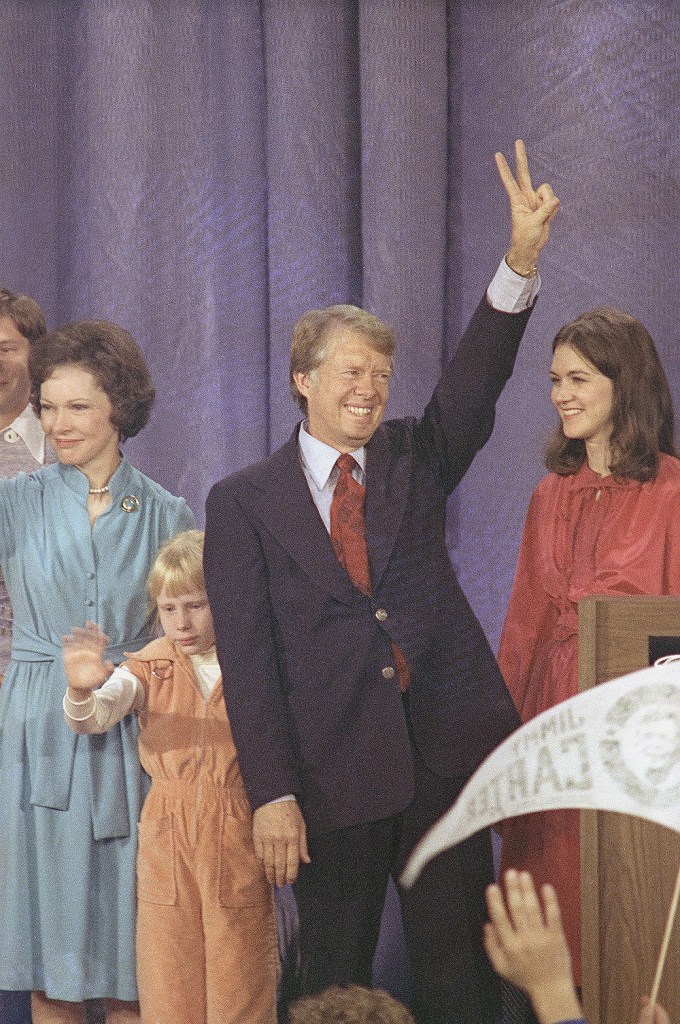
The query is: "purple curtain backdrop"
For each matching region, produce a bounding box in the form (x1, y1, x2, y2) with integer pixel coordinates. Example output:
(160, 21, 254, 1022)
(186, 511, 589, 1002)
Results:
(2, 0, 680, 998)
(4, 0, 679, 651)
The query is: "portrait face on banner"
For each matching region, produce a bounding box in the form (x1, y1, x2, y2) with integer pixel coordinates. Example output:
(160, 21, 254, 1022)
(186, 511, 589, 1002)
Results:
(605, 688, 680, 804)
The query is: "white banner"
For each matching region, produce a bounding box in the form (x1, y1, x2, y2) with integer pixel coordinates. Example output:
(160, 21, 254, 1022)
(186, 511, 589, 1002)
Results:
(402, 663, 680, 887)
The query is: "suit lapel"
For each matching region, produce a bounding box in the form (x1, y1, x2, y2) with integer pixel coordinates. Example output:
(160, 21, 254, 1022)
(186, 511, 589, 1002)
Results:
(245, 426, 412, 600)
(364, 426, 411, 589)
(246, 431, 362, 607)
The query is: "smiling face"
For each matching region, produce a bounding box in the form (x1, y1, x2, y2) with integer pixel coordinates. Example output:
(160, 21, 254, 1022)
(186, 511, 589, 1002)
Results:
(293, 328, 392, 452)
(0, 316, 32, 428)
(637, 715, 680, 769)
(621, 707, 680, 783)
(156, 587, 216, 657)
(39, 364, 120, 480)
(550, 343, 615, 458)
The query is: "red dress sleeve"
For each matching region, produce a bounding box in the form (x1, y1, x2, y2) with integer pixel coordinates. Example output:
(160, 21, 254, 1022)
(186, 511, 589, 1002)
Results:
(498, 481, 560, 722)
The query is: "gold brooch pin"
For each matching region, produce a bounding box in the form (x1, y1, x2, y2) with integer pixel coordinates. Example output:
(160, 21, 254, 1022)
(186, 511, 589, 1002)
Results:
(121, 495, 140, 513)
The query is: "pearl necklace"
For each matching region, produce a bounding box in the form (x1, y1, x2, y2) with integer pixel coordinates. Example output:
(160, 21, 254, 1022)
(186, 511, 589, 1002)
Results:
(88, 484, 110, 495)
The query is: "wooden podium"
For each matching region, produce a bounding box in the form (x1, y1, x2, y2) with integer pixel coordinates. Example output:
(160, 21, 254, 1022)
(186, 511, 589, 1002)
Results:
(579, 595, 680, 1024)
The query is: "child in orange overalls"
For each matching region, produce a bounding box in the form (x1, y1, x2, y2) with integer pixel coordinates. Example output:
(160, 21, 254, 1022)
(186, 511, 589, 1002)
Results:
(62, 530, 278, 1024)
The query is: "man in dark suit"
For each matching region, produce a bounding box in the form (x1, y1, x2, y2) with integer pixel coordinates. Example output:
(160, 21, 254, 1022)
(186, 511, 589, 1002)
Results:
(204, 142, 559, 1024)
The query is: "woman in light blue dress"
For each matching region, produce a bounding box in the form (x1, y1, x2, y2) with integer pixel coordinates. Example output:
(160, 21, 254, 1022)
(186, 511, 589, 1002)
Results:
(0, 321, 194, 1024)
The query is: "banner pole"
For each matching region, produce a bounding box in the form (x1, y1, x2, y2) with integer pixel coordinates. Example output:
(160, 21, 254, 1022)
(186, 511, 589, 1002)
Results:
(649, 860, 680, 1005)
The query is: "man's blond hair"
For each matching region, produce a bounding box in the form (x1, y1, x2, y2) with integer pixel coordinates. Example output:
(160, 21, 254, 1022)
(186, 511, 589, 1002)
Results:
(290, 304, 395, 413)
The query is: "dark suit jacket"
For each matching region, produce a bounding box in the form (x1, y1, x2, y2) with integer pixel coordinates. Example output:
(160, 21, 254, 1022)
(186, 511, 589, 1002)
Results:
(205, 296, 530, 834)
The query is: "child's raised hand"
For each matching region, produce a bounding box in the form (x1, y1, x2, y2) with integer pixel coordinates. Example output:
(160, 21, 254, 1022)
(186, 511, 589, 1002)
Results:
(484, 870, 581, 1024)
(62, 622, 114, 696)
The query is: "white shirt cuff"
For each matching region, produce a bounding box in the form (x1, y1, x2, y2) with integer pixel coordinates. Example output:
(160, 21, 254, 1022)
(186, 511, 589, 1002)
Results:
(487, 257, 541, 313)
(63, 692, 97, 721)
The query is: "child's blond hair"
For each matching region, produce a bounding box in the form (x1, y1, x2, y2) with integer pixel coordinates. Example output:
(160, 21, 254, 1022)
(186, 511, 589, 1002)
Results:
(147, 529, 205, 601)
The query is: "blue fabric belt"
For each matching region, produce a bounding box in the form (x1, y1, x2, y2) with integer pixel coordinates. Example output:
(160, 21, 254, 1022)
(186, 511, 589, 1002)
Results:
(10, 623, 138, 840)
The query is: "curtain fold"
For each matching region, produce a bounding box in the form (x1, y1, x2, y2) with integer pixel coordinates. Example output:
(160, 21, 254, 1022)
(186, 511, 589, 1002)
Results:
(263, 0, 363, 446)
(359, 0, 449, 417)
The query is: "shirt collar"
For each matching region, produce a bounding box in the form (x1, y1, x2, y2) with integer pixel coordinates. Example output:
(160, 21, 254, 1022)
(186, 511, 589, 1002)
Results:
(6, 405, 46, 463)
(189, 647, 219, 669)
(56, 453, 133, 500)
(298, 421, 366, 489)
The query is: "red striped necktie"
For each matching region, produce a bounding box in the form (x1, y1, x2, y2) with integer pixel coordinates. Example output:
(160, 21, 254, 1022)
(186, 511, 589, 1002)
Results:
(329, 453, 409, 691)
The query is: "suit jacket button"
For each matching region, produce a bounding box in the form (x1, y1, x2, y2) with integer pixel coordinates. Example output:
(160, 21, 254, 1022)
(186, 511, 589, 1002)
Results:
(382, 666, 395, 679)
(375, 608, 388, 622)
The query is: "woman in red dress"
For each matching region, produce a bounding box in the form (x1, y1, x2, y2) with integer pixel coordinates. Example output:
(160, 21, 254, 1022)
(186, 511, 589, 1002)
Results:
(498, 308, 680, 983)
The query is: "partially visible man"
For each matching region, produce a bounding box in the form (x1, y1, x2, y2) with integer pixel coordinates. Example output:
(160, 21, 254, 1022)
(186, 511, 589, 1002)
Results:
(0, 288, 54, 679)
(0, 288, 53, 1024)
(205, 142, 559, 1024)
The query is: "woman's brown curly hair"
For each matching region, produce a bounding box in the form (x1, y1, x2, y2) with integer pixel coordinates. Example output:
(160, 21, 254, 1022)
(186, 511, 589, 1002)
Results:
(29, 320, 155, 440)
